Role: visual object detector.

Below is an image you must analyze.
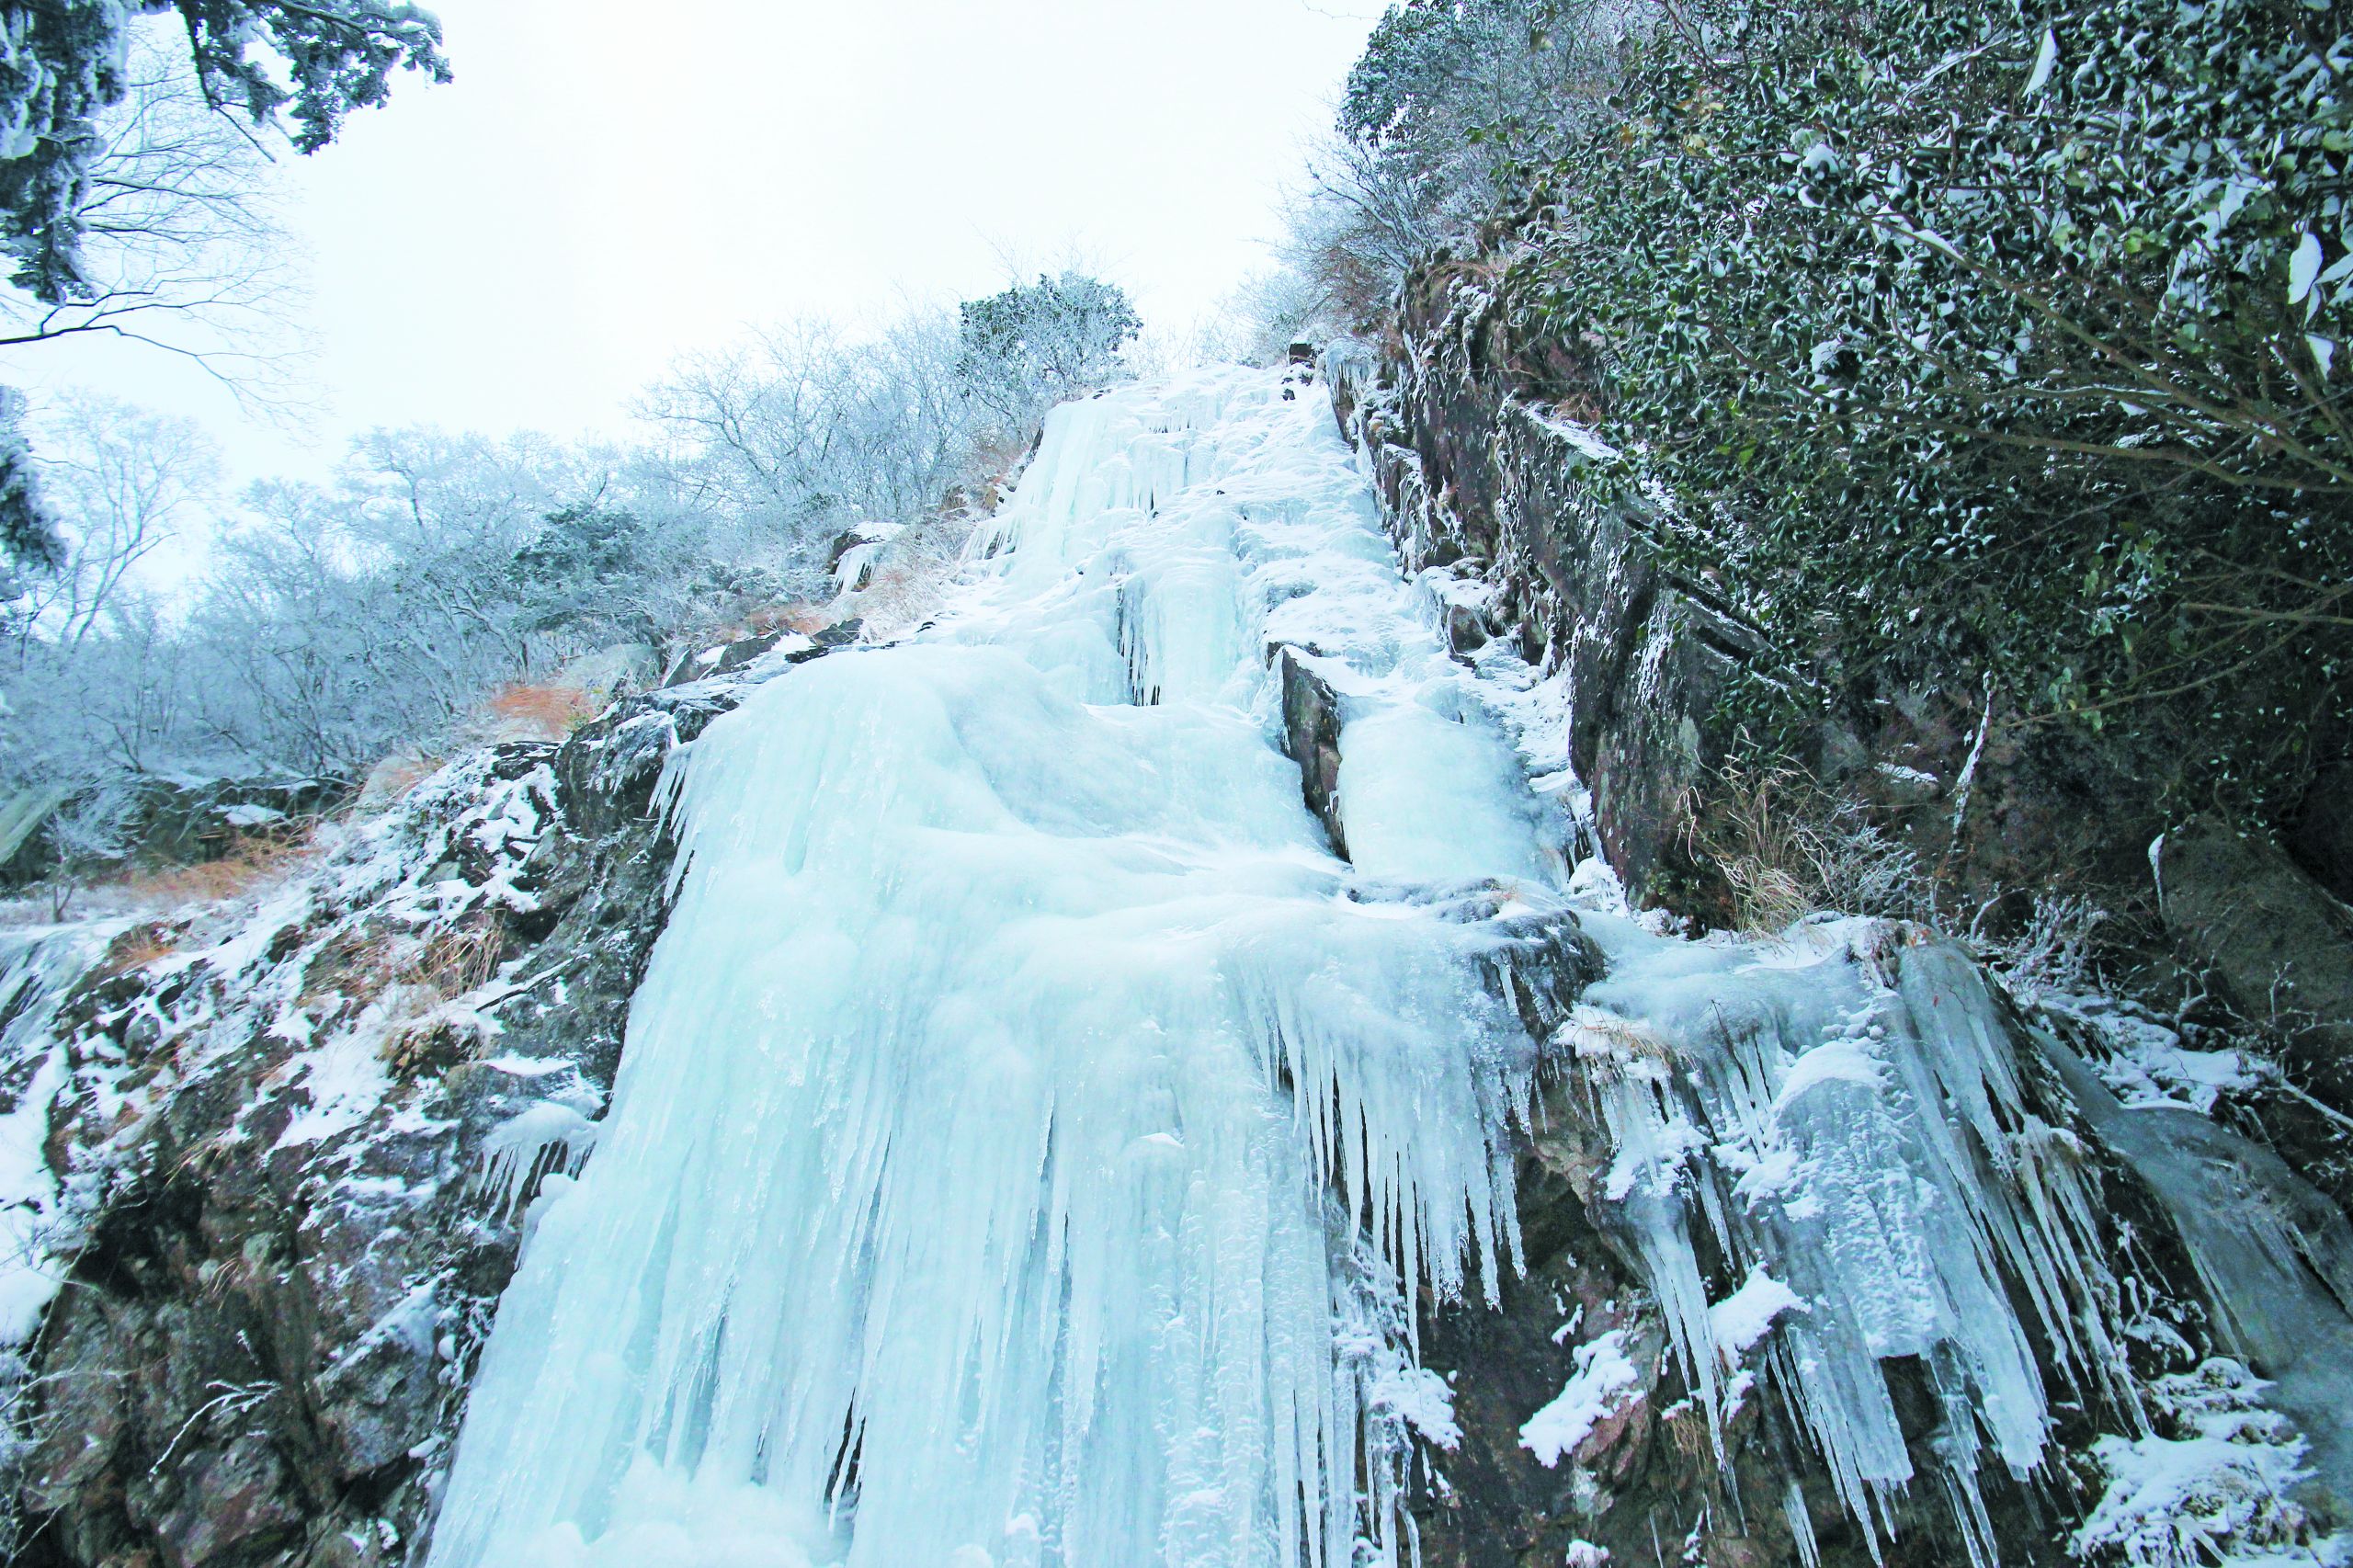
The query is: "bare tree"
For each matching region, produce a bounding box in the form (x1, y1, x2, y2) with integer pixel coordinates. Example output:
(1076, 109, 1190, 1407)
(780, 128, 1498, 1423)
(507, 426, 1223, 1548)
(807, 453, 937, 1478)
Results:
(638, 313, 984, 585)
(0, 29, 305, 407)
(3, 392, 219, 655)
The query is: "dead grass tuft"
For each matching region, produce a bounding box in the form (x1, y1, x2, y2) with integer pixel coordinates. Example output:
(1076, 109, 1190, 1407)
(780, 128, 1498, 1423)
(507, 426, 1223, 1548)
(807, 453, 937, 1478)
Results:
(1685, 759, 1932, 933)
(107, 831, 316, 914)
(367, 755, 439, 802)
(753, 603, 835, 636)
(97, 923, 185, 976)
(485, 682, 597, 740)
(417, 914, 506, 995)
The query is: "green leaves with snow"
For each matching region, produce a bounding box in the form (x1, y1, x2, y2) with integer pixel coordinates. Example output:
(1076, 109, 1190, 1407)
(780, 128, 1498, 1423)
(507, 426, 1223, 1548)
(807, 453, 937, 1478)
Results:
(1420, 0, 2353, 817)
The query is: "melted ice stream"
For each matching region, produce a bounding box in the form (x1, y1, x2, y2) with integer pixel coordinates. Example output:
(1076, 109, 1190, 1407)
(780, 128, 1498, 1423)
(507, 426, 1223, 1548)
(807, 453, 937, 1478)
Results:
(424, 368, 2350, 1566)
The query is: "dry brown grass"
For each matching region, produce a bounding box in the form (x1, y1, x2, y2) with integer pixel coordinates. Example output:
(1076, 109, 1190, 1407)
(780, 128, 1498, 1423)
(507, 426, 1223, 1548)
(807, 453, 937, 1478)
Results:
(485, 682, 598, 740)
(95, 923, 186, 976)
(107, 831, 316, 913)
(367, 754, 439, 801)
(754, 603, 835, 636)
(1685, 759, 1933, 932)
(417, 913, 506, 995)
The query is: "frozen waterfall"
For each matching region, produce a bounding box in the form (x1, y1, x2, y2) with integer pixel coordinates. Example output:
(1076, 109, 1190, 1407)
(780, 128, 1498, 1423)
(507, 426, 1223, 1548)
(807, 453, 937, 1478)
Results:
(421, 366, 2323, 1567)
(426, 368, 1569, 1568)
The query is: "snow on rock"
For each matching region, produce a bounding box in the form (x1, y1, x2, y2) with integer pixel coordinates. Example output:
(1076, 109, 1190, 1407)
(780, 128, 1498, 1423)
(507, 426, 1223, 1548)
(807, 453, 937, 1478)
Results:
(1709, 1265, 1805, 1358)
(0, 711, 732, 1563)
(2075, 1359, 2347, 1568)
(1520, 1327, 1643, 1468)
(0, 923, 126, 1345)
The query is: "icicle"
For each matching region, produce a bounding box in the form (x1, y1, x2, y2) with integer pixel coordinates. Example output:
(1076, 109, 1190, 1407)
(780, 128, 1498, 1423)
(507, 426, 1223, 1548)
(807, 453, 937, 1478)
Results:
(426, 369, 1571, 1568)
(1784, 1481, 1821, 1568)
(1566, 916, 2142, 1555)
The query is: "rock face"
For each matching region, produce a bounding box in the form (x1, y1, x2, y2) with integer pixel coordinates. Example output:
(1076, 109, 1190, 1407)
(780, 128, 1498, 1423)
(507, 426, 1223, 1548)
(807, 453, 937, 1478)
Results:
(1275, 646, 1348, 858)
(1325, 320, 1761, 900)
(3, 644, 845, 1568)
(1324, 274, 2196, 917)
(1314, 317, 2353, 1563)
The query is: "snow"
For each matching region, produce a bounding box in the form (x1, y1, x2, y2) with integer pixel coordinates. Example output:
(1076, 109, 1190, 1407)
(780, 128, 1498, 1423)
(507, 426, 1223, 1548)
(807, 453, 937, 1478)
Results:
(0, 1044, 71, 1342)
(1367, 1362, 1461, 1452)
(1710, 1266, 1804, 1358)
(1520, 1327, 1643, 1468)
(2025, 28, 2061, 96)
(0, 922, 126, 1345)
(2290, 231, 2325, 306)
(2074, 1360, 2347, 1568)
(269, 990, 410, 1151)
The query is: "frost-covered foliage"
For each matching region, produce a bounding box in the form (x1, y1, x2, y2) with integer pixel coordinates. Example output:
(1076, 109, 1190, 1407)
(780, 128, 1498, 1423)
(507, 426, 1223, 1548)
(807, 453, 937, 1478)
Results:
(4, 420, 592, 792)
(956, 271, 1142, 427)
(3, 29, 301, 371)
(1, 22, 324, 569)
(0, 0, 447, 306)
(1336, 0, 2353, 823)
(1686, 758, 1931, 930)
(4, 281, 1136, 868)
(1231, 0, 1637, 347)
(0, 388, 53, 569)
(1339, 0, 1636, 247)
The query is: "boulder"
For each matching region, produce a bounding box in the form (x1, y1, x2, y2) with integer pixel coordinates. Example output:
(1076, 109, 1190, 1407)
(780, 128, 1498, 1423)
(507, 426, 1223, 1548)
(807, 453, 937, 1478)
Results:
(2159, 819, 2353, 1104)
(1273, 645, 1347, 858)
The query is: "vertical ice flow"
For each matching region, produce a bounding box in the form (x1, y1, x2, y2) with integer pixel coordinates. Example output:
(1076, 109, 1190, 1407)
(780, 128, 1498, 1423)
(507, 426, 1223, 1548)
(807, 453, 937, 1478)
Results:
(425, 366, 2221, 1568)
(426, 369, 1559, 1568)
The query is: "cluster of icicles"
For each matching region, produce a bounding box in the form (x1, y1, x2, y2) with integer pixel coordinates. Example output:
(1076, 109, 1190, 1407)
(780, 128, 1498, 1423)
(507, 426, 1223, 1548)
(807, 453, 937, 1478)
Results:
(424, 368, 2132, 1568)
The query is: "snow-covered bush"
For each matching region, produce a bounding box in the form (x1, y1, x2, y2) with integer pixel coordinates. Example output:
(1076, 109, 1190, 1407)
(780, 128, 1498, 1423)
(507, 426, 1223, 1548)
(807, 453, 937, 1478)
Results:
(956, 273, 1142, 429)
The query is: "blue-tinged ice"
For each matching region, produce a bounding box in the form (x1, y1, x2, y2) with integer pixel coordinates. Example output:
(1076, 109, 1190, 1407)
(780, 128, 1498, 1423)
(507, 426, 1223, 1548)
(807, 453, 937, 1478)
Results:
(426, 369, 1553, 1568)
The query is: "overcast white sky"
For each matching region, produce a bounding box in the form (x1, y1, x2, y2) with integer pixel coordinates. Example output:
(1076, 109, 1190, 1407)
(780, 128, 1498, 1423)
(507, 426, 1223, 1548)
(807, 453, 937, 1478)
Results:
(6, 0, 1381, 490)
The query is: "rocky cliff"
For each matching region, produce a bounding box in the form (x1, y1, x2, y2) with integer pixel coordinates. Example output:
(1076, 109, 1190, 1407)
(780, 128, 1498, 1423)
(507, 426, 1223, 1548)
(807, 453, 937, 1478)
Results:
(1327, 269, 2353, 1224)
(0, 632, 850, 1568)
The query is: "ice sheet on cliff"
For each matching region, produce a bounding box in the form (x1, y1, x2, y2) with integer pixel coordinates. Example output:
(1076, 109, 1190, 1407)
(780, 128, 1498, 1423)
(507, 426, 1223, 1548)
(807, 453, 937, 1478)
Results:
(423, 365, 2350, 1567)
